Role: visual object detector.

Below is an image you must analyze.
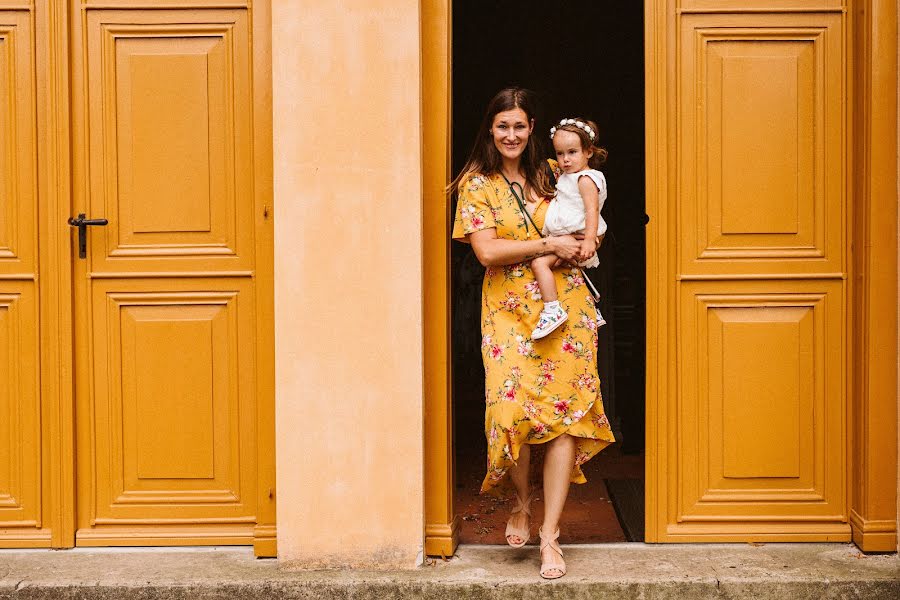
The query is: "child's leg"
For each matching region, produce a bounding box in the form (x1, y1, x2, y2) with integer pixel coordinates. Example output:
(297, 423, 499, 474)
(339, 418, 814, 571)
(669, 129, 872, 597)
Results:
(530, 254, 559, 303)
(530, 254, 567, 340)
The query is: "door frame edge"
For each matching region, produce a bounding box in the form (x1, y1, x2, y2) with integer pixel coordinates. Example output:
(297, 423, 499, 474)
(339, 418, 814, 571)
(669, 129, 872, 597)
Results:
(848, 0, 899, 553)
(421, 0, 457, 558)
(36, 0, 77, 549)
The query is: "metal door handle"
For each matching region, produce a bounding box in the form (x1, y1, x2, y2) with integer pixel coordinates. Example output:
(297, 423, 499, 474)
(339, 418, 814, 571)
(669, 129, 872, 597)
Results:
(67, 213, 108, 259)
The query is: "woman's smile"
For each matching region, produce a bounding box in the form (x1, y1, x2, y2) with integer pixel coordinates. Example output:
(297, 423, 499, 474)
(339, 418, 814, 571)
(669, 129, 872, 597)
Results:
(491, 108, 533, 161)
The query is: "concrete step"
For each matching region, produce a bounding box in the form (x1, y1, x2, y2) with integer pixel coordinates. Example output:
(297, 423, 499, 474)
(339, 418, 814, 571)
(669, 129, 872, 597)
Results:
(1, 543, 898, 599)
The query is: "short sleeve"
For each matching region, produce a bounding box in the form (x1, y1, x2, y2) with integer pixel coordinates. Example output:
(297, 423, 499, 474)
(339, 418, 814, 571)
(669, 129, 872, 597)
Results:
(578, 170, 608, 207)
(452, 174, 496, 242)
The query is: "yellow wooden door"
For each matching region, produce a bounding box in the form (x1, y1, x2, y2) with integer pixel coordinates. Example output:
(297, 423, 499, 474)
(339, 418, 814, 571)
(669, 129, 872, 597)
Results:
(0, 6, 43, 547)
(68, 5, 271, 548)
(646, 2, 850, 541)
(0, 2, 273, 552)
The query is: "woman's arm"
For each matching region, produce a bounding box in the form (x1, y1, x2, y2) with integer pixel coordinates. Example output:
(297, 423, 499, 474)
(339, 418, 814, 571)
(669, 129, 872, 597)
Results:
(468, 228, 582, 267)
(577, 176, 601, 262)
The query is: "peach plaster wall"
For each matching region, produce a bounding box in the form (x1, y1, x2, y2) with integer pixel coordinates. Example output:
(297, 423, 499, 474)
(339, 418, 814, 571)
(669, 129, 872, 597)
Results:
(272, 0, 424, 568)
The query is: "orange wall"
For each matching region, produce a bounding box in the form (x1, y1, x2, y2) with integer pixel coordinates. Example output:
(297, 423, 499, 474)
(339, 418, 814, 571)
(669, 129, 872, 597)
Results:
(272, 0, 424, 568)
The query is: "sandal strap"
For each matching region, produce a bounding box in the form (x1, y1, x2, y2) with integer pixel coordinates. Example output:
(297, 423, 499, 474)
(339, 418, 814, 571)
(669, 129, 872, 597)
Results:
(505, 490, 534, 548)
(511, 490, 534, 516)
(539, 527, 566, 578)
(539, 527, 563, 555)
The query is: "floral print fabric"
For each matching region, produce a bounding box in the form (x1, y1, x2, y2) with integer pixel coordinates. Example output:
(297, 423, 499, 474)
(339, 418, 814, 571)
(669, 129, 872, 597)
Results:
(452, 170, 615, 495)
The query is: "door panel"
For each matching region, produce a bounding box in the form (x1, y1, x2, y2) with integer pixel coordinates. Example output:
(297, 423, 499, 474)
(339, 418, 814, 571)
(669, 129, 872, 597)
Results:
(0, 7, 45, 546)
(678, 280, 845, 523)
(85, 9, 252, 270)
(679, 13, 843, 275)
(0, 284, 41, 541)
(0, 9, 36, 275)
(0, 7, 37, 276)
(73, 7, 260, 546)
(681, 0, 843, 10)
(651, 7, 851, 541)
(78, 279, 256, 544)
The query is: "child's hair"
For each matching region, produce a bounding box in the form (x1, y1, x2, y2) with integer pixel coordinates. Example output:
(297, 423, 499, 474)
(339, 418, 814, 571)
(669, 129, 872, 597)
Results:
(551, 117, 608, 169)
(449, 87, 555, 198)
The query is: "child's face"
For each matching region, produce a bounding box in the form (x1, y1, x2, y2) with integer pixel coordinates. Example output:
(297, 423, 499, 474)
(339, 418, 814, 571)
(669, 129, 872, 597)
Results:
(553, 130, 592, 174)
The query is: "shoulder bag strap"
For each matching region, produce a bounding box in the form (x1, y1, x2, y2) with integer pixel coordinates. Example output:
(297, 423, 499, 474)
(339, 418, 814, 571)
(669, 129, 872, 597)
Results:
(502, 174, 542, 238)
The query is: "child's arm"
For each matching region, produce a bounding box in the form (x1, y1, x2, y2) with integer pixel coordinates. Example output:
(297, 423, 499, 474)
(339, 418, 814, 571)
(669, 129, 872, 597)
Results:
(577, 175, 601, 262)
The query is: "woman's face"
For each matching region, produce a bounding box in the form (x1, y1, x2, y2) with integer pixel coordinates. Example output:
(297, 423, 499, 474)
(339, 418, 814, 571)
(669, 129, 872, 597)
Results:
(491, 108, 533, 163)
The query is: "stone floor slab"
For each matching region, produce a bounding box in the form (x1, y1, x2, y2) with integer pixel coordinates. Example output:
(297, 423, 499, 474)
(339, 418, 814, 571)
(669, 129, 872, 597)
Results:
(0, 543, 897, 599)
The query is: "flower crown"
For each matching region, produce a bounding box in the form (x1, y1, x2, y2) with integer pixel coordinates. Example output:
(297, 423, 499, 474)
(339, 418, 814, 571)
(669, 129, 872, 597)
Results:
(550, 118, 595, 141)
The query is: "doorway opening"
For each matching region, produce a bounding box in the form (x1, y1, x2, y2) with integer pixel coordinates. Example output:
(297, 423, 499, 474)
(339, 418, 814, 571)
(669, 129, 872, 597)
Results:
(451, 1, 647, 543)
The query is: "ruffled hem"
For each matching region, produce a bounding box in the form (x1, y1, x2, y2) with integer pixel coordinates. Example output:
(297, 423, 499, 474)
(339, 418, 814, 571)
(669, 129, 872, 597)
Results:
(479, 414, 615, 496)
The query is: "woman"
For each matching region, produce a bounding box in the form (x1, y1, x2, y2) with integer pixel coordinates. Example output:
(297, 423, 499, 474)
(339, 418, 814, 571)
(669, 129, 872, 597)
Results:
(451, 88, 615, 579)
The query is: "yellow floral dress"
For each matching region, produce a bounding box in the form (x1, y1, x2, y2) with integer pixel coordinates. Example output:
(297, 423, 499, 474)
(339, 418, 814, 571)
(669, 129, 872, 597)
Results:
(452, 169, 615, 495)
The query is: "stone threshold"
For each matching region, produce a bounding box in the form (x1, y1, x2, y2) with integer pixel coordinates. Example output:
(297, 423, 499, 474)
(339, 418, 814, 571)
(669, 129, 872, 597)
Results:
(0, 543, 898, 599)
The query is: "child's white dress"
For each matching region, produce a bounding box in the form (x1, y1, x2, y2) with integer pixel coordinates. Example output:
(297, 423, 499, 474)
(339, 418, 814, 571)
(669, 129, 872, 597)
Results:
(542, 169, 607, 268)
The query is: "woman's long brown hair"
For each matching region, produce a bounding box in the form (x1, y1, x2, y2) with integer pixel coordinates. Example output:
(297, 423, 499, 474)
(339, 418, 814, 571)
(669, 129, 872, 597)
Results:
(449, 87, 555, 200)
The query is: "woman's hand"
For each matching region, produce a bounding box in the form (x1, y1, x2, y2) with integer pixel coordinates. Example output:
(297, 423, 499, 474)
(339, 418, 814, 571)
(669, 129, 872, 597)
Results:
(549, 234, 582, 265)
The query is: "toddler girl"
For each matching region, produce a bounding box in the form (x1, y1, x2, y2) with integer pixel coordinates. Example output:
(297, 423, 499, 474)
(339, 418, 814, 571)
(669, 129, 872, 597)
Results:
(531, 118, 608, 340)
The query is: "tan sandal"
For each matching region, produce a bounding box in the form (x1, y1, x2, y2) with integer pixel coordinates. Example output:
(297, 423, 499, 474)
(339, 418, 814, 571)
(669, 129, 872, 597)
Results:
(539, 527, 566, 579)
(504, 490, 535, 548)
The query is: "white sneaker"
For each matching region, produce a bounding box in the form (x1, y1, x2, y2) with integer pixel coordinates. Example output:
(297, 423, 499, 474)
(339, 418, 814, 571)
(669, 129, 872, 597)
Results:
(532, 304, 568, 340)
(596, 307, 607, 327)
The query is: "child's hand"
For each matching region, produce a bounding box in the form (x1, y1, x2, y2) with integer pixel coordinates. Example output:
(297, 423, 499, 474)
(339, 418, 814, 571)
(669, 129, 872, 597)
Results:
(577, 239, 596, 263)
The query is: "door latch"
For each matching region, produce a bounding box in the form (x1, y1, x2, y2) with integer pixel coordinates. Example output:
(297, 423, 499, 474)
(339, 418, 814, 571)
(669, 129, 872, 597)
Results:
(67, 213, 108, 259)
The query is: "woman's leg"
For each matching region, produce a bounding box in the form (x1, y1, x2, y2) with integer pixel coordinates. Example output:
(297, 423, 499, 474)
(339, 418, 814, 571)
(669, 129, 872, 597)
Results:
(542, 433, 574, 530)
(509, 442, 531, 496)
(541, 434, 575, 574)
(530, 255, 559, 303)
(505, 443, 532, 545)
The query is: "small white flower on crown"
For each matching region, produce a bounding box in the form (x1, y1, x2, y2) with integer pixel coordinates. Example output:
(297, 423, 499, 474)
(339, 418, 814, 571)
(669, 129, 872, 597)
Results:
(549, 118, 595, 141)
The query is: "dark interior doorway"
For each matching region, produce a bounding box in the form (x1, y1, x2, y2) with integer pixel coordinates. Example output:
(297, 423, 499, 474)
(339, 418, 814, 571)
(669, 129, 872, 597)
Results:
(451, 1, 647, 543)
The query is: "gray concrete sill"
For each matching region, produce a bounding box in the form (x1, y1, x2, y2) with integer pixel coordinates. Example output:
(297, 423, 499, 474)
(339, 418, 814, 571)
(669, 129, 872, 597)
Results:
(1, 543, 898, 599)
